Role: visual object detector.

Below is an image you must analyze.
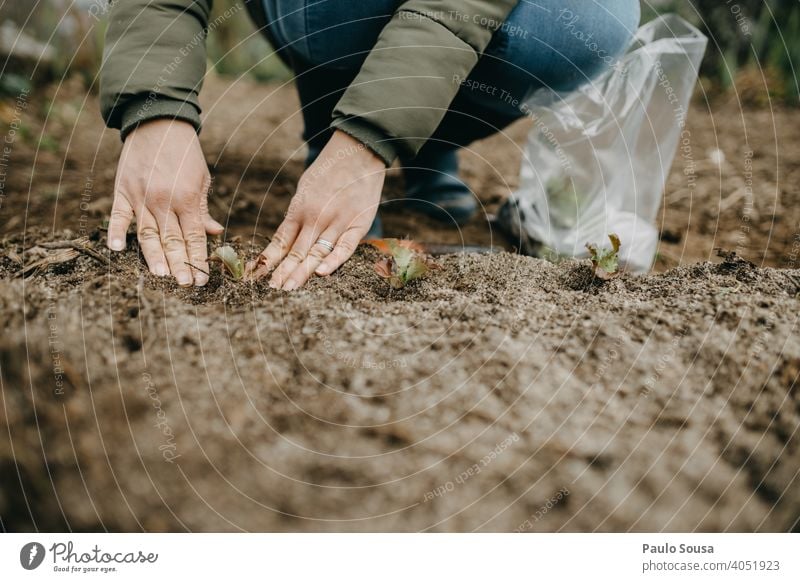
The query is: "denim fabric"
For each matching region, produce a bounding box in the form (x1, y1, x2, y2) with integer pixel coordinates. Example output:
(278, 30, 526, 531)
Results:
(265, 0, 639, 99)
(262, 0, 640, 153)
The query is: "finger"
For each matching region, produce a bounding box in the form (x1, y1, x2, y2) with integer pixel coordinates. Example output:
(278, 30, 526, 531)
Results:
(108, 193, 134, 251)
(315, 227, 362, 276)
(137, 209, 169, 276)
(282, 229, 339, 291)
(270, 227, 316, 290)
(179, 211, 209, 286)
(158, 211, 193, 286)
(244, 254, 266, 281)
(255, 217, 301, 277)
(204, 214, 224, 235)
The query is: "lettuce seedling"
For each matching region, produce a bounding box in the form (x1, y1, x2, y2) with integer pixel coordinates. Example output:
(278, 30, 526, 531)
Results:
(585, 233, 621, 280)
(208, 245, 245, 280)
(368, 238, 439, 289)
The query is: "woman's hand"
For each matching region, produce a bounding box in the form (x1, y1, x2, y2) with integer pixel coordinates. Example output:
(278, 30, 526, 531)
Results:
(107, 119, 224, 286)
(248, 130, 385, 290)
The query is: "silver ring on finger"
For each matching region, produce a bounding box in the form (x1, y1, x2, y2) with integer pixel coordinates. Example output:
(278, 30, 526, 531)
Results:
(315, 238, 335, 253)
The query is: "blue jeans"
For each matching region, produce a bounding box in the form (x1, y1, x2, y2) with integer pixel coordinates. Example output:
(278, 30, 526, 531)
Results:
(262, 0, 640, 158)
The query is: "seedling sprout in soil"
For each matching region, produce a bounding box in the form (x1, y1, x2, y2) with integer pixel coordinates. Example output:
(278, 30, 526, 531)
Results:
(586, 233, 621, 280)
(208, 245, 245, 280)
(368, 238, 439, 289)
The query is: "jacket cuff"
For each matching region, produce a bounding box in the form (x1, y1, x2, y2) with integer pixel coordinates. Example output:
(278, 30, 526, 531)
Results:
(330, 116, 399, 167)
(119, 95, 201, 141)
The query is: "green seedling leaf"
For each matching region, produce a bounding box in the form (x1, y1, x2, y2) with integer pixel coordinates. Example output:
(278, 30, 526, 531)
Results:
(369, 238, 439, 288)
(208, 245, 244, 280)
(585, 233, 621, 280)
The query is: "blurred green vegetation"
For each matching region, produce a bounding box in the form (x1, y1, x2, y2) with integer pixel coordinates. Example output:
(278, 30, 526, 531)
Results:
(206, 0, 290, 81)
(1, 1, 797, 105)
(0, 0, 289, 98)
(642, 0, 800, 103)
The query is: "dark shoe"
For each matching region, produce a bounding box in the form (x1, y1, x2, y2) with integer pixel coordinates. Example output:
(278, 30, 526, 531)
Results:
(403, 149, 477, 225)
(492, 197, 543, 257)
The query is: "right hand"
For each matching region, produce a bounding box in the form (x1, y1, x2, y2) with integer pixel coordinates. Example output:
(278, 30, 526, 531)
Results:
(107, 119, 223, 286)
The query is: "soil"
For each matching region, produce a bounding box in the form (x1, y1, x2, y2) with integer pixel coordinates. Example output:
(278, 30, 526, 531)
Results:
(1, 77, 799, 532)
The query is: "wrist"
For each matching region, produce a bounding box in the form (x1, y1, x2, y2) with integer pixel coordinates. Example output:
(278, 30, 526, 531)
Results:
(128, 117, 195, 136)
(119, 95, 201, 142)
(329, 130, 385, 170)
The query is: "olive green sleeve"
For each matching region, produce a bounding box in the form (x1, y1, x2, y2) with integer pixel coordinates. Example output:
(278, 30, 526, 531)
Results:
(99, 0, 214, 140)
(332, 0, 520, 165)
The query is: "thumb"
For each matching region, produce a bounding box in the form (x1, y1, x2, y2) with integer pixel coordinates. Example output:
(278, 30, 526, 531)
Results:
(204, 214, 224, 235)
(107, 193, 134, 251)
(199, 188, 223, 234)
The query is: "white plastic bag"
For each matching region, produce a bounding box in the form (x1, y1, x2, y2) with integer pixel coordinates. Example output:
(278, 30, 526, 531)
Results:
(498, 14, 707, 272)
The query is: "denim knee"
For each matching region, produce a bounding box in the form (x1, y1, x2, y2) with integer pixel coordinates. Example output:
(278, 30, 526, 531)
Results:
(263, 0, 398, 69)
(482, 0, 641, 96)
(550, 0, 641, 87)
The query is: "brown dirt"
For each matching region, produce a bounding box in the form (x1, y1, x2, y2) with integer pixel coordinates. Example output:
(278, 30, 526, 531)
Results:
(1, 77, 799, 532)
(1, 232, 799, 532)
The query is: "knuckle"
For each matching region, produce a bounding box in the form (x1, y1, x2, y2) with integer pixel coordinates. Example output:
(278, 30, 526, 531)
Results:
(184, 231, 206, 246)
(110, 208, 132, 221)
(308, 247, 327, 260)
(270, 231, 290, 249)
(337, 239, 356, 253)
(287, 249, 306, 262)
(161, 232, 183, 244)
(138, 227, 160, 242)
(161, 234, 185, 252)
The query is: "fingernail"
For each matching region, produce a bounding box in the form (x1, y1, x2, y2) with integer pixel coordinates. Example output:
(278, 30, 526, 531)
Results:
(315, 265, 330, 276)
(194, 274, 209, 287)
(177, 273, 192, 286)
(282, 280, 298, 291)
(268, 279, 280, 289)
(154, 264, 168, 277)
(109, 238, 125, 251)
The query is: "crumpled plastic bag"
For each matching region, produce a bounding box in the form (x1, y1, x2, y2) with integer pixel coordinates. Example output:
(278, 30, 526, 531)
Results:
(497, 14, 707, 272)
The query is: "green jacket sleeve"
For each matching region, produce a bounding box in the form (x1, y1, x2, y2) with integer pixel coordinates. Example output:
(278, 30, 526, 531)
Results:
(100, 0, 213, 140)
(332, 0, 520, 165)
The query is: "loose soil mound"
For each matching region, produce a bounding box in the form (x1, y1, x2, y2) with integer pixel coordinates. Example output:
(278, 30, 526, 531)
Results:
(1, 233, 798, 532)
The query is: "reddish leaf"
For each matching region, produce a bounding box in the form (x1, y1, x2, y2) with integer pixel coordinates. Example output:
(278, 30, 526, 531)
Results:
(367, 239, 393, 254)
(374, 258, 393, 279)
(369, 238, 440, 288)
(368, 238, 425, 255)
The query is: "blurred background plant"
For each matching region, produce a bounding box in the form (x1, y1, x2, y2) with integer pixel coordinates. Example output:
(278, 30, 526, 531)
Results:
(642, 0, 800, 103)
(0, 0, 289, 99)
(0, 0, 797, 105)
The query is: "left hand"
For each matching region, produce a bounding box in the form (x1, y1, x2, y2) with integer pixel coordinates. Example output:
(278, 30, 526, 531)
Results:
(247, 130, 386, 290)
